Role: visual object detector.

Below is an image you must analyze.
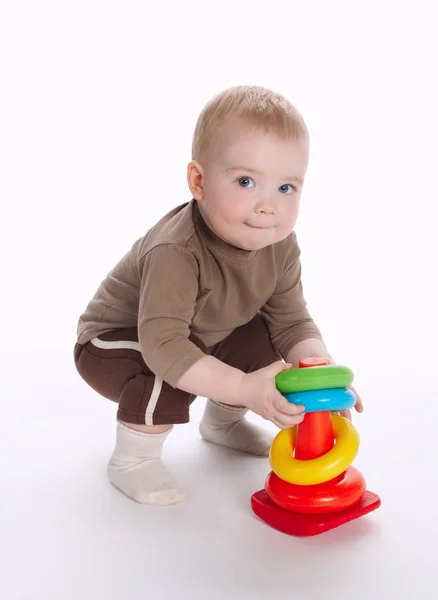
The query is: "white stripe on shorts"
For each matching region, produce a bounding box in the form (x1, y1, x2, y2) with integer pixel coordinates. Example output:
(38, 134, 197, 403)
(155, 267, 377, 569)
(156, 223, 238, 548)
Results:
(91, 336, 162, 426)
(90, 337, 141, 352)
(145, 376, 163, 425)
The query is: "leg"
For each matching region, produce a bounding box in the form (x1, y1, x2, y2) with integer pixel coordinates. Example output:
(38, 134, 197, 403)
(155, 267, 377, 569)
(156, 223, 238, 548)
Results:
(74, 328, 196, 426)
(199, 314, 282, 456)
(74, 328, 200, 505)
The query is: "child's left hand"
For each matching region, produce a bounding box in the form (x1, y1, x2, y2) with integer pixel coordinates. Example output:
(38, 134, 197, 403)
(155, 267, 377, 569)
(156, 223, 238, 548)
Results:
(339, 385, 363, 421)
(324, 357, 363, 421)
(290, 350, 364, 421)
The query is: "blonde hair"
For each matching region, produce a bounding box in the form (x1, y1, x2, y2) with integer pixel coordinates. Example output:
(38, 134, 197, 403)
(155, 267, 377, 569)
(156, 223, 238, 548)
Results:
(192, 85, 308, 161)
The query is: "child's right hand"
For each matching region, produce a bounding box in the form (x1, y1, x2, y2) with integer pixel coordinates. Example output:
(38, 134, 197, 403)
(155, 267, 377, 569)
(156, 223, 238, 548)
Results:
(235, 361, 305, 429)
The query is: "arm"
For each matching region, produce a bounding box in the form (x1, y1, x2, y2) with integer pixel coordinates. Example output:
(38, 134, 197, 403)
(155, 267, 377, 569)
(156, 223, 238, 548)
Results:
(138, 244, 206, 386)
(178, 354, 305, 428)
(260, 236, 324, 359)
(262, 237, 363, 414)
(139, 245, 307, 425)
(177, 337, 333, 402)
(138, 244, 246, 403)
(176, 355, 244, 406)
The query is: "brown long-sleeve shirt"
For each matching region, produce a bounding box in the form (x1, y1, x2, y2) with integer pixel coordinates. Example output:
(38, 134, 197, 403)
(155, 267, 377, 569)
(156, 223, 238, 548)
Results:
(77, 199, 322, 387)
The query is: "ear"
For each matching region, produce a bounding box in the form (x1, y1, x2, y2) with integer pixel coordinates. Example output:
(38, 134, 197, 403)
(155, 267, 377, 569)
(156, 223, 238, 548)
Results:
(187, 160, 204, 200)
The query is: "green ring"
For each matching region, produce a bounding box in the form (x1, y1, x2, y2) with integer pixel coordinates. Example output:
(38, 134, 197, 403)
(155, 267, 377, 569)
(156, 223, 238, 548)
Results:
(275, 365, 354, 394)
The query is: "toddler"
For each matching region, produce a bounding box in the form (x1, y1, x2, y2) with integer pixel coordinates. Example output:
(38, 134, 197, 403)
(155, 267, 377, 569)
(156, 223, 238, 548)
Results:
(74, 85, 362, 506)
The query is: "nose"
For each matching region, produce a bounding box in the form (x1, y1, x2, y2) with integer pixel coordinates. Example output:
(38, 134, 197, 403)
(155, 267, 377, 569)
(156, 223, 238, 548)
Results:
(255, 198, 276, 215)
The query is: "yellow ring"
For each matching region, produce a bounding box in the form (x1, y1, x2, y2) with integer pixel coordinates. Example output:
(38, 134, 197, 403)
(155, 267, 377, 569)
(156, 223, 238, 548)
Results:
(269, 414, 360, 485)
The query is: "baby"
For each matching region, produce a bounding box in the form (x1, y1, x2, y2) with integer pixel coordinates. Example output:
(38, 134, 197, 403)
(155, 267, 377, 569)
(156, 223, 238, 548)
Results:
(74, 85, 362, 506)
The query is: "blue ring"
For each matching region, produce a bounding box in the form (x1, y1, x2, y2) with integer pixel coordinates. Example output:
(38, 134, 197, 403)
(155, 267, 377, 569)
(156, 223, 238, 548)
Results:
(284, 388, 356, 413)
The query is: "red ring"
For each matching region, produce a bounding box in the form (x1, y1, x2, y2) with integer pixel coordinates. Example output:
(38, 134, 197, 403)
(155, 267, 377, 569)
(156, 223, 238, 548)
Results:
(265, 466, 366, 514)
(299, 357, 329, 367)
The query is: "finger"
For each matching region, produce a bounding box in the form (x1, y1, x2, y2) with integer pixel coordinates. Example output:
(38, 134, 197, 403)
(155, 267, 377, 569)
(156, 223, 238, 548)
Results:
(281, 361, 293, 370)
(349, 386, 364, 412)
(355, 394, 364, 412)
(264, 361, 293, 378)
(340, 409, 352, 421)
(272, 412, 305, 429)
(271, 417, 288, 429)
(274, 394, 305, 416)
(274, 361, 293, 374)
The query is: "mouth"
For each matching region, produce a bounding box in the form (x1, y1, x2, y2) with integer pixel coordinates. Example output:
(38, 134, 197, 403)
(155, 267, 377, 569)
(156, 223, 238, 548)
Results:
(245, 223, 273, 230)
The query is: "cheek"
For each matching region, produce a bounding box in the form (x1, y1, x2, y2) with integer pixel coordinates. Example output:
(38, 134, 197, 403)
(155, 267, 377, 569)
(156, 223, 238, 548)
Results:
(204, 173, 225, 196)
(204, 179, 248, 225)
(217, 190, 247, 224)
(283, 198, 300, 221)
(276, 200, 299, 235)
(219, 202, 243, 226)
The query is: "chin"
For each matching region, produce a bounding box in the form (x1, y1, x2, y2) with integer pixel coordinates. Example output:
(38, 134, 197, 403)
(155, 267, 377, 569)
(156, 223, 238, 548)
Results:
(248, 232, 281, 251)
(243, 240, 272, 251)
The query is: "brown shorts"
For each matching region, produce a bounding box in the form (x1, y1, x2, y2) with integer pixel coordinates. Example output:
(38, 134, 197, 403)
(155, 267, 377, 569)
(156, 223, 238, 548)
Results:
(74, 314, 281, 425)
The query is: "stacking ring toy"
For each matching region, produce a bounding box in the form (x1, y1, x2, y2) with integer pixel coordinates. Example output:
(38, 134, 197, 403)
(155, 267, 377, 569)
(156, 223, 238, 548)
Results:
(285, 387, 356, 413)
(269, 414, 359, 485)
(251, 359, 381, 536)
(265, 467, 366, 514)
(276, 364, 353, 394)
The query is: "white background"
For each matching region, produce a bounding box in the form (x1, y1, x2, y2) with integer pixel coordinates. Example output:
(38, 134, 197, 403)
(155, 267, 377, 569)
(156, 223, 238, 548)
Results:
(1, 1, 437, 599)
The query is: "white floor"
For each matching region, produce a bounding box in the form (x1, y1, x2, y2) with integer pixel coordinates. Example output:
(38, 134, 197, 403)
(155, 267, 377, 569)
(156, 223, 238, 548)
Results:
(1, 349, 437, 600)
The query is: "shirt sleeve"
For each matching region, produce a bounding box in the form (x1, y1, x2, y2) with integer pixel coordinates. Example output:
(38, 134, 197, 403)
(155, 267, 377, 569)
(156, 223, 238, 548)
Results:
(260, 242, 323, 359)
(137, 244, 206, 387)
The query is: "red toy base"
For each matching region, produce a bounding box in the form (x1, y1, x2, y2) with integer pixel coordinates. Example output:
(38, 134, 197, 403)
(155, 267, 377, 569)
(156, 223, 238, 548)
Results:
(251, 489, 381, 537)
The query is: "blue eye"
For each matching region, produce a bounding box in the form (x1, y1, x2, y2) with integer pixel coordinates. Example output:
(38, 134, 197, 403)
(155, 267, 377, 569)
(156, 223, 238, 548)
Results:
(279, 184, 294, 194)
(237, 177, 255, 188)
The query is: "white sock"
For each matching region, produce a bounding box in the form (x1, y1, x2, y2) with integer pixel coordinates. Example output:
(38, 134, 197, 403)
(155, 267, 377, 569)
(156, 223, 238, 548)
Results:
(199, 399, 273, 457)
(107, 421, 185, 506)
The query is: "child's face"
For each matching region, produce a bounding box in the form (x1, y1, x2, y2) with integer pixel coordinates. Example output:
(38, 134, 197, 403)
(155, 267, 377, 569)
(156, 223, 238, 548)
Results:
(190, 122, 309, 251)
